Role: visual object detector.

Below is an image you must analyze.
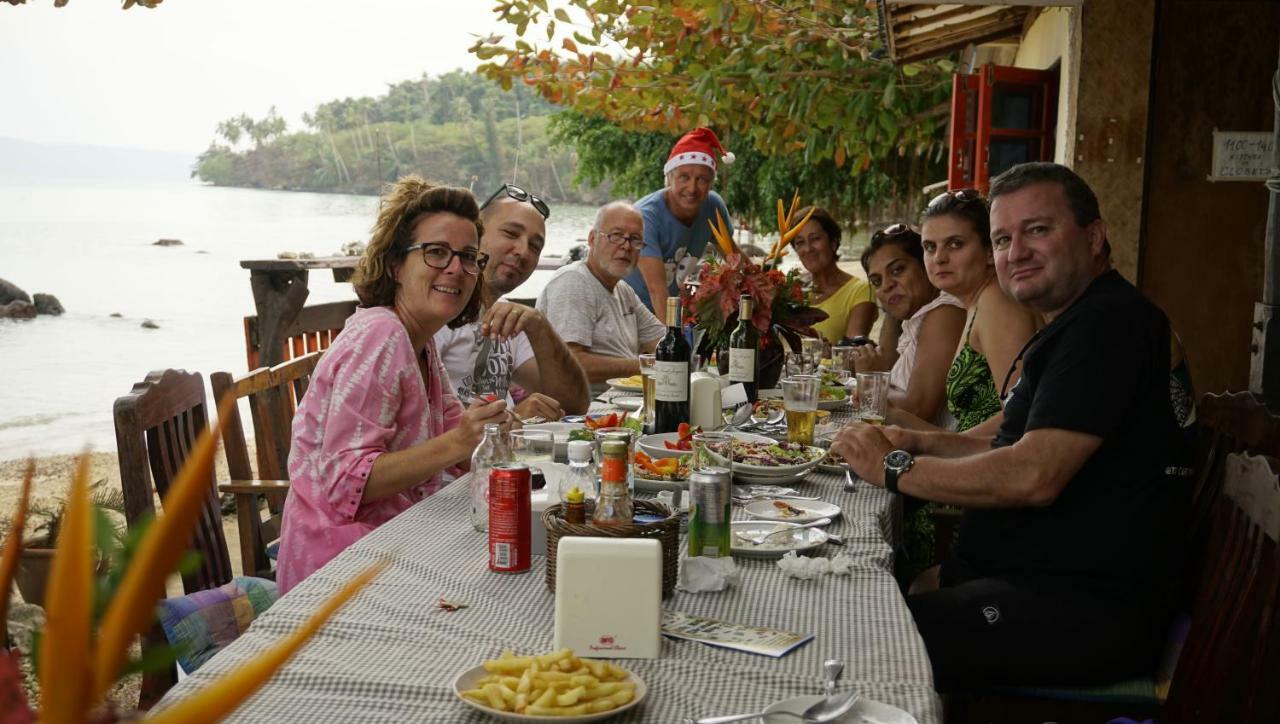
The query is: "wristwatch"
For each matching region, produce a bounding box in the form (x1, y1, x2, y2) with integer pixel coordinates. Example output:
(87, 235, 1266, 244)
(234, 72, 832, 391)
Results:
(883, 449, 915, 494)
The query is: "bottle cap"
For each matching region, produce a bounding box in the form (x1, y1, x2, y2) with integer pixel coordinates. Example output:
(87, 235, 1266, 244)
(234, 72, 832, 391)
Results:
(483, 423, 501, 433)
(567, 440, 593, 462)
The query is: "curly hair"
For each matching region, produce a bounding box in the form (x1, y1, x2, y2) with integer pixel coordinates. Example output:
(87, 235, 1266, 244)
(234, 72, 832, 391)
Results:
(352, 176, 485, 329)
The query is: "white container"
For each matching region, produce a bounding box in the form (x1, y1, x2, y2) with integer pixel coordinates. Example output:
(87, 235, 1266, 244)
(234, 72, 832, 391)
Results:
(689, 371, 722, 431)
(553, 537, 662, 659)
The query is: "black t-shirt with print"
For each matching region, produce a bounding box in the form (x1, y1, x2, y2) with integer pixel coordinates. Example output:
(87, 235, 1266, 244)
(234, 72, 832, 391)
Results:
(949, 270, 1186, 601)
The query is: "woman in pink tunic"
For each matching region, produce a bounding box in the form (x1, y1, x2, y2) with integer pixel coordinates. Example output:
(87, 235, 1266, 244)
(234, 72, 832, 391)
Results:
(277, 178, 510, 593)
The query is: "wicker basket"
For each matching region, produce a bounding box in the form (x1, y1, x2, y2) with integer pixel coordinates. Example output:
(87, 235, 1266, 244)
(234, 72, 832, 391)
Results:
(542, 499, 679, 598)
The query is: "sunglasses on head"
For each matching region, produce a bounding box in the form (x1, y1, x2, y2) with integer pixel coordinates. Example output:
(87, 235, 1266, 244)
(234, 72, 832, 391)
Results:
(481, 183, 550, 220)
(871, 223, 915, 244)
(926, 188, 984, 214)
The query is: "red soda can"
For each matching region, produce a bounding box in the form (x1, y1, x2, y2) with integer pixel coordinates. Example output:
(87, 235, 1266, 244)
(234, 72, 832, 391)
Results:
(488, 462, 531, 573)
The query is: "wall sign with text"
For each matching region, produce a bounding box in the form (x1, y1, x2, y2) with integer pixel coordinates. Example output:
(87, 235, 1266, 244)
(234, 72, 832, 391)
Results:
(1209, 131, 1275, 182)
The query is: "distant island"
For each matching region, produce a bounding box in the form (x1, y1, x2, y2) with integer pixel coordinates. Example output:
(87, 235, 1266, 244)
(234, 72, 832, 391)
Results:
(193, 69, 603, 203)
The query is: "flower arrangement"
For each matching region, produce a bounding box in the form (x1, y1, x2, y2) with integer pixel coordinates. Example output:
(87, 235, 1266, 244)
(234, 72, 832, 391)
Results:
(681, 193, 827, 362)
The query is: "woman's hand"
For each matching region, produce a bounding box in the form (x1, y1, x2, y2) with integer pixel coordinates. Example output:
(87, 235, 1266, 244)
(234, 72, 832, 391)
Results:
(456, 398, 509, 448)
(852, 343, 889, 374)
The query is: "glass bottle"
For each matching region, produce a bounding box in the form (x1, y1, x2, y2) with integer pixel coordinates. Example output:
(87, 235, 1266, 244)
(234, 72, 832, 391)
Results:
(653, 297, 691, 434)
(728, 294, 759, 402)
(470, 423, 511, 532)
(591, 439, 633, 526)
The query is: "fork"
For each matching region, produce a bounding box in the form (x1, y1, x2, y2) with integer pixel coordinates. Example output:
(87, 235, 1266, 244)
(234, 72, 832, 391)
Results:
(843, 467, 859, 492)
(736, 517, 832, 546)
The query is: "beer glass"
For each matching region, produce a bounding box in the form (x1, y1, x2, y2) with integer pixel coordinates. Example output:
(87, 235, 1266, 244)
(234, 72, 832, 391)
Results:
(830, 345, 856, 382)
(638, 353, 657, 431)
(856, 371, 891, 425)
(781, 374, 820, 445)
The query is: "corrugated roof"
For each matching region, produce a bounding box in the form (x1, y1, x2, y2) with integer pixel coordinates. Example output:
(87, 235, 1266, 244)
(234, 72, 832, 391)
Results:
(878, 1, 1052, 63)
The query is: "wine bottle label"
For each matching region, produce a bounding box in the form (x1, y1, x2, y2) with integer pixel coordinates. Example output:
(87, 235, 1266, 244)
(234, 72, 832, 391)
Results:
(654, 360, 689, 401)
(728, 348, 756, 382)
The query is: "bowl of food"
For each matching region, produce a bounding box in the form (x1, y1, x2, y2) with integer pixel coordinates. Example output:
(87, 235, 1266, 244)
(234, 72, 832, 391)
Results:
(707, 440, 826, 479)
(637, 427, 773, 460)
(454, 648, 646, 722)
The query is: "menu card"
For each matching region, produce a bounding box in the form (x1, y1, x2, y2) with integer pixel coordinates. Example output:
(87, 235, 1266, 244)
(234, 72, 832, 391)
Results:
(661, 610, 813, 658)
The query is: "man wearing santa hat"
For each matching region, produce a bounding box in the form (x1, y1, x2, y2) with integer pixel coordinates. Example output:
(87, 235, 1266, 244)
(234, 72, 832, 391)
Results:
(623, 127, 734, 314)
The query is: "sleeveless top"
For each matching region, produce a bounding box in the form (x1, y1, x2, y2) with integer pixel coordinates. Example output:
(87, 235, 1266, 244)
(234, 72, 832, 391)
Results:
(945, 308, 1001, 431)
(811, 276, 876, 344)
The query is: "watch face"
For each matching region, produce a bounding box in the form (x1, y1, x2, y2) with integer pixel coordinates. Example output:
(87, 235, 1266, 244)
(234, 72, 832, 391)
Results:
(886, 450, 912, 470)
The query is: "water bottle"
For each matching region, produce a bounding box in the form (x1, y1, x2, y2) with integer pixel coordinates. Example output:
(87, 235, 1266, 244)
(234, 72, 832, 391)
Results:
(559, 440, 598, 524)
(470, 423, 511, 531)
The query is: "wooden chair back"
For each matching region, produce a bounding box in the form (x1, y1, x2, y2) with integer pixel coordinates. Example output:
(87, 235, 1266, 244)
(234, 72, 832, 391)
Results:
(113, 368, 232, 592)
(112, 368, 230, 708)
(1165, 452, 1280, 724)
(210, 351, 321, 578)
(244, 299, 354, 369)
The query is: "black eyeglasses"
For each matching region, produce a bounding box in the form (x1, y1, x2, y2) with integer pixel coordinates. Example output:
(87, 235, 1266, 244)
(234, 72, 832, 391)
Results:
(926, 188, 984, 214)
(403, 242, 489, 276)
(596, 229, 644, 250)
(870, 223, 914, 244)
(481, 184, 550, 220)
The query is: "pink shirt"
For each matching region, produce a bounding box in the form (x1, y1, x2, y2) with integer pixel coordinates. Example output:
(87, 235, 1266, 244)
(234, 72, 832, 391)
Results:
(277, 306, 464, 593)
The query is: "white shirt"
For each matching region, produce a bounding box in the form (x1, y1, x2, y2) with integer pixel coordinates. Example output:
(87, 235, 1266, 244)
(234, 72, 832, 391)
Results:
(891, 291, 963, 429)
(536, 260, 666, 360)
(433, 315, 535, 407)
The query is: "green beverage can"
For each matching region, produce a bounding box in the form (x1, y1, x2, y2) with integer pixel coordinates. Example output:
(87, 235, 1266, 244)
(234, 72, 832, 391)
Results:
(687, 466, 732, 557)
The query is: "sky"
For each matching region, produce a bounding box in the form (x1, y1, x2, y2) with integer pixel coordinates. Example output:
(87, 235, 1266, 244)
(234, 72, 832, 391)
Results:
(0, 0, 502, 154)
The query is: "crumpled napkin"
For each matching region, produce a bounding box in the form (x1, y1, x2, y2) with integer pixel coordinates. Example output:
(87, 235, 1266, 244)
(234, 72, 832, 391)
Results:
(677, 555, 741, 592)
(777, 551, 856, 579)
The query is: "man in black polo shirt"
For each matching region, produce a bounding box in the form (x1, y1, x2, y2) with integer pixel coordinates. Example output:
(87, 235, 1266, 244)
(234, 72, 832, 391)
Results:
(832, 162, 1185, 690)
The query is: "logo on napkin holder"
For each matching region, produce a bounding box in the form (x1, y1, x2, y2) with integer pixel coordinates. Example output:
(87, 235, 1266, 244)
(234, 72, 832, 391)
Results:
(590, 634, 626, 652)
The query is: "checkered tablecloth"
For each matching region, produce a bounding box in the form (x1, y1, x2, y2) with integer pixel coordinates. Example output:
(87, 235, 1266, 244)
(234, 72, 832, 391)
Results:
(158, 403, 940, 723)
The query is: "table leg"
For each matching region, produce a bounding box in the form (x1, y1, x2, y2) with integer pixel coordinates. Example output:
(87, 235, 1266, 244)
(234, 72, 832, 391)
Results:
(249, 269, 310, 368)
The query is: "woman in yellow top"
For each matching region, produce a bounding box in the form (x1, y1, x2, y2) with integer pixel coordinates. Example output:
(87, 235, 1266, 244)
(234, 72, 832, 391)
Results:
(793, 206, 878, 343)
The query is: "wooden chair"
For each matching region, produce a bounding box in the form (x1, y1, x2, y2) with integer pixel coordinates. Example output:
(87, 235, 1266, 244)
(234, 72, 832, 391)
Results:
(244, 299, 354, 369)
(113, 368, 232, 708)
(210, 351, 322, 578)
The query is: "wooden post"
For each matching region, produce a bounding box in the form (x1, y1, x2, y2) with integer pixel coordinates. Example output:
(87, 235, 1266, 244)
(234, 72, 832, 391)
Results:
(1250, 46, 1280, 411)
(249, 268, 310, 369)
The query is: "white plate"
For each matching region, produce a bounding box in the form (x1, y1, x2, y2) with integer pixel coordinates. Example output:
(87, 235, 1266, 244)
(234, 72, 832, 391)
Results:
(452, 664, 648, 722)
(709, 443, 826, 477)
(734, 470, 812, 486)
(637, 431, 773, 460)
(818, 398, 850, 411)
(730, 521, 828, 559)
(744, 498, 841, 524)
(606, 376, 643, 392)
(763, 694, 919, 724)
(613, 396, 643, 412)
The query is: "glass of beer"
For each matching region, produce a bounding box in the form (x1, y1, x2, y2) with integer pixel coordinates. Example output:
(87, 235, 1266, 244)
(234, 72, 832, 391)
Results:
(856, 371, 891, 425)
(638, 353, 657, 432)
(781, 374, 820, 445)
(830, 345, 856, 382)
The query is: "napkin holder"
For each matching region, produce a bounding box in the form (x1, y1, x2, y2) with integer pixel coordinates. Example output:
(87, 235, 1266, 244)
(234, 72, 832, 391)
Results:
(553, 537, 661, 659)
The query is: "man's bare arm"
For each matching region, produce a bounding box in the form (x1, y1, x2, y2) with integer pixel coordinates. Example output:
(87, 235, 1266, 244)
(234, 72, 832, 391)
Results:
(511, 325, 591, 414)
(566, 342, 641, 382)
(636, 256, 669, 314)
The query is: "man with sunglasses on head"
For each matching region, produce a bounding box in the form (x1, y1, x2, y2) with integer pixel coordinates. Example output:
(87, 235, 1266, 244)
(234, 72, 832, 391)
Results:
(623, 128, 734, 315)
(537, 201, 666, 388)
(832, 163, 1186, 692)
(434, 184, 590, 419)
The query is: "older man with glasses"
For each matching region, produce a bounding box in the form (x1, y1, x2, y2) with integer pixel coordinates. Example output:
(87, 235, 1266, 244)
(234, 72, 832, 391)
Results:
(537, 201, 666, 386)
(434, 184, 591, 420)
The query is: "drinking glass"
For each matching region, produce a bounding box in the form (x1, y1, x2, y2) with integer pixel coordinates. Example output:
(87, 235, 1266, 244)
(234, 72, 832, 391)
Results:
(830, 346, 856, 382)
(509, 429, 554, 464)
(690, 431, 734, 475)
(856, 371, 891, 425)
(781, 374, 820, 445)
(785, 350, 811, 377)
(638, 353, 657, 431)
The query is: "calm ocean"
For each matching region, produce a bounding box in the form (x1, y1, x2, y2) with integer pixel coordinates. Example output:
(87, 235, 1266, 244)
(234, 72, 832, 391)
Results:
(0, 178, 597, 459)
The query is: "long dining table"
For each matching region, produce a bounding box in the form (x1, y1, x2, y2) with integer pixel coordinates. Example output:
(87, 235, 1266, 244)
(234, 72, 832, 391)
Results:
(158, 402, 942, 723)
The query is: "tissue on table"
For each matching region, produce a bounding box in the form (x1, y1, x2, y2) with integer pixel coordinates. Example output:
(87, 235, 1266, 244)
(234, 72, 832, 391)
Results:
(776, 551, 856, 579)
(677, 555, 740, 592)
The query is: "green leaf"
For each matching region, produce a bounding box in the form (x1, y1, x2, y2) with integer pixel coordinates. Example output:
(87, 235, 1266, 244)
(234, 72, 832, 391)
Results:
(555, 8, 571, 23)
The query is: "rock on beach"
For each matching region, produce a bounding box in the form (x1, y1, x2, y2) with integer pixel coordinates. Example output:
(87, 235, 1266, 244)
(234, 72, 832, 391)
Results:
(32, 294, 64, 316)
(0, 300, 36, 320)
(153, 238, 183, 247)
(0, 278, 31, 305)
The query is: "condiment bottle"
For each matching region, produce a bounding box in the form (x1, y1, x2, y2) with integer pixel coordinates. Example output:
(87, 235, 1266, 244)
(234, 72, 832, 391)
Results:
(560, 440, 597, 524)
(563, 486, 586, 524)
(592, 439, 633, 526)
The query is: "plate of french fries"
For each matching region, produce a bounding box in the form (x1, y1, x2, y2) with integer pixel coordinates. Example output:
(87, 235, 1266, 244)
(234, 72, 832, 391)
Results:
(454, 648, 647, 721)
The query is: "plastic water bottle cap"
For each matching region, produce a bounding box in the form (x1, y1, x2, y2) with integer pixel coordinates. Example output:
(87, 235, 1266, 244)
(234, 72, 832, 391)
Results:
(567, 440, 593, 462)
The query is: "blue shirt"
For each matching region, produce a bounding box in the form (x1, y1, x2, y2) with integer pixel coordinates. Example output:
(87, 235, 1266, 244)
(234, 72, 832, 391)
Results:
(624, 188, 732, 312)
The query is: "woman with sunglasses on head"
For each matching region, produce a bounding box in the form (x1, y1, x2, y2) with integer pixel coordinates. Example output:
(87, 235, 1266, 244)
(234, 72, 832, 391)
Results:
(895, 189, 1040, 433)
(792, 206, 879, 345)
(277, 176, 510, 593)
(856, 224, 966, 426)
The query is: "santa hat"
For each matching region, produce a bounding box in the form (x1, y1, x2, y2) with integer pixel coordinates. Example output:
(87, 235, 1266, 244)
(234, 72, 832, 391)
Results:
(663, 127, 735, 176)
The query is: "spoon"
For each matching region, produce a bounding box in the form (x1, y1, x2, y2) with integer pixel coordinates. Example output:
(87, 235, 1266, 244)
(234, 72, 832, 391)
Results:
(821, 658, 844, 697)
(686, 689, 860, 724)
(727, 402, 754, 427)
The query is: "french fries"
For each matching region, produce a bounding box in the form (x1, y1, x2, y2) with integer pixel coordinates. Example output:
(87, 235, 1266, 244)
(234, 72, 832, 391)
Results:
(461, 648, 637, 717)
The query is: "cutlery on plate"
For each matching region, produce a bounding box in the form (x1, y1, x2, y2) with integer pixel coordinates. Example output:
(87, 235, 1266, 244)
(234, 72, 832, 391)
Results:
(821, 659, 844, 697)
(683, 689, 860, 724)
(736, 517, 832, 546)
